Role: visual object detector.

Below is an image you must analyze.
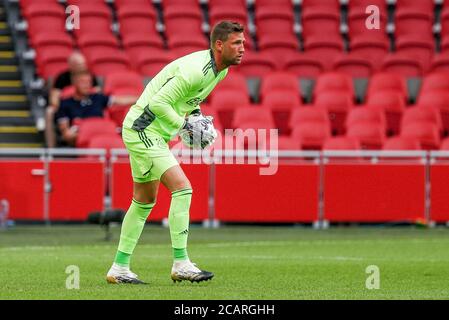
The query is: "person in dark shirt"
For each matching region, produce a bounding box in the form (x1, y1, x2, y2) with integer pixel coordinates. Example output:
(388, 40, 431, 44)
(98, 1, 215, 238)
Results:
(45, 51, 99, 148)
(56, 71, 138, 146)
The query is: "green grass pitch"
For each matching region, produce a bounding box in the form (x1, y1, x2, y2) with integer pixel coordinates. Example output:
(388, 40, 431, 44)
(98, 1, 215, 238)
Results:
(1, 224, 449, 300)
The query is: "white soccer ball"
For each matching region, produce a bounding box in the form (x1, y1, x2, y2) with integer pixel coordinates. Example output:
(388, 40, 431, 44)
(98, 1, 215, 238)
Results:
(180, 115, 217, 149)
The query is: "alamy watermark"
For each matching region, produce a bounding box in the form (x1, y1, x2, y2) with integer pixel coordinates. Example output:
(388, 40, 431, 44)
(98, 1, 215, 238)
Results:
(65, 265, 80, 290)
(365, 5, 380, 30)
(173, 128, 279, 176)
(365, 265, 380, 290)
(66, 5, 80, 30)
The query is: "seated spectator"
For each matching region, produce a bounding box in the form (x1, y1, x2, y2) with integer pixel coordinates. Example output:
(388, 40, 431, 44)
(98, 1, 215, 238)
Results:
(45, 51, 100, 148)
(55, 71, 138, 146)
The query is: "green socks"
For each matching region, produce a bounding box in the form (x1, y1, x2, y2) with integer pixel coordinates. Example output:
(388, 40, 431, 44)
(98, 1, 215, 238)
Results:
(173, 247, 188, 261)
(114, 199, 154, 267)
(113, 188, 192, 267)
(169, 188, 192, 261)
(114, 251, 131, 267)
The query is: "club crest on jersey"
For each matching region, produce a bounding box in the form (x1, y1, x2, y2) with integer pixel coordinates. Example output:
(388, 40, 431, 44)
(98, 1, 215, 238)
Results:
(186, 97, 203, 106)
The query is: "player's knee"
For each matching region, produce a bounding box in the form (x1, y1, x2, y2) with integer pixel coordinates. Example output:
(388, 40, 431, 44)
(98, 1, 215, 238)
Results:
(173, 180, 191, 192)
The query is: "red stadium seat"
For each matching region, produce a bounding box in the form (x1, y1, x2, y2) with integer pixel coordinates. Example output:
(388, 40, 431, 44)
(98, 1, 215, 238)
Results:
(314, 72, 354, 98)
(260, 72, 300, 102)
(395, 35, 434, 73)
(25, 4, 65, 35)
(438, 36, 449, 53)
(323, 137, 361, 150)
(347, 123, 386, 149)
(291, 122, 331, 150)
(264, 91, 302, 111)
(76, 118, 118, 148)
(164, 5, 203, 37)
(30, 31, 73, 52)
(382, 136, 422, 150)
(400, 122, 441, 150)
(420, 73, 449, 94)
(122, 33, 165, 61)
(20, 0, 57, 10)
(117, 5, 158, 36)
(417, 92, 449, 132)
(167, 34, 209, 52)
(255, 6, 295, 35)
(134, 49, 177, 78)
(211, 72, 250, 101)
(401, 106, 443, 133)
(210, 91, 251, 111)
(301, 0, 340, 10)
(209, 0, 246, 8)
(430, 54, 449, 73)
(162, 0, 199, 6)
(394, 10, 433, 38)
(232, 107, 276, 130)
(258, 34, 300, 65)
(256, 0, 293, 8)
(381, 53, 423, 77)
(23, 3, 64, 18)
(348, 8, 388, 40)
(366, 92, 406, 135)
(289, 107, 330, 129)
(72, 3, 112, 37)
(366, 72, 408, 100)
(345, 107, 387, 133)
(36, 47, 72, 80)
(114, 0, 150, 9)
(315, 92, 354, 135)
(441, 9, 449, 39)
(396, 0, 434, 12)
(234, 52, 278, 78)
(276, 137, 302, 151)
(103, 71, 144, 96)
(332, 53, 374, 78)
(86, 51, 131, 77)
(302, 7, 341, 39)
(77, 32, 120, 58)
(349, 36, 390, 71)
(67, 0, 106, 5)
(417, 92, 449, 111)
(303, 36, 345, 70)
(440, 137, 449, 150)
(281, 53, 324, 79)
(87, 134, 125, 152)
(263, 92, 303, 135)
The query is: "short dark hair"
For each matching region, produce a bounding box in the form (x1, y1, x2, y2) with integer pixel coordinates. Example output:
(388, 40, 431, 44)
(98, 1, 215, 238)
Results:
(210, 21, 244, 48)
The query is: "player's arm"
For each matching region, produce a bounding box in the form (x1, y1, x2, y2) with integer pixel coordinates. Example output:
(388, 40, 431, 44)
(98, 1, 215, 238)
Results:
(147, 71, 202, 131)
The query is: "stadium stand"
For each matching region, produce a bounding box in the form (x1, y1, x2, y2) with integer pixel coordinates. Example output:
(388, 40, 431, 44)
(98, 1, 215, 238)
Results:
(1, 0, 449, 151)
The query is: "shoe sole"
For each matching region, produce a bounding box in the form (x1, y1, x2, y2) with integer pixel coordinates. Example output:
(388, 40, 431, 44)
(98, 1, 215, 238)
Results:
(106, 275, 147, 285)
(171, 273, 214, 283)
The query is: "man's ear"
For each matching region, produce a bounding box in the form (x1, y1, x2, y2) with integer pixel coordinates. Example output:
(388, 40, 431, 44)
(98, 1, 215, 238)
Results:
(215, 40, 223, 52)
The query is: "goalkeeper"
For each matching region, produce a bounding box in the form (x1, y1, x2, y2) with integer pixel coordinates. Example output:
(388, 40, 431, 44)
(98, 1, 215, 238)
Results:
(106, 21, 245, 284)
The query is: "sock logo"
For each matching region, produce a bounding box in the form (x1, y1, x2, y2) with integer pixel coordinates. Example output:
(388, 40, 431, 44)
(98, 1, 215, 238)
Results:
(180, 229, 189, 235)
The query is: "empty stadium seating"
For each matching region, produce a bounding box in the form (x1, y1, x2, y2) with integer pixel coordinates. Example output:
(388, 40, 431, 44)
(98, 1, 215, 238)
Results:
(12, 0, 449, 153)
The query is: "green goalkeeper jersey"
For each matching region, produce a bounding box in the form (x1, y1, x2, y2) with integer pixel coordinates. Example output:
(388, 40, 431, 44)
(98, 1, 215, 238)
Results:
(123, 49, 228, 142)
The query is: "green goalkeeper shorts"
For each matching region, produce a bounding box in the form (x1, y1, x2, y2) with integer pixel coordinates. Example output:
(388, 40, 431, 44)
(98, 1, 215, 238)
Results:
(122, 127, 179, 183)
